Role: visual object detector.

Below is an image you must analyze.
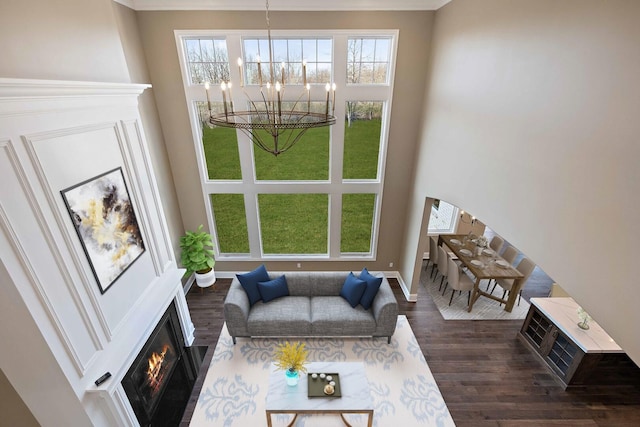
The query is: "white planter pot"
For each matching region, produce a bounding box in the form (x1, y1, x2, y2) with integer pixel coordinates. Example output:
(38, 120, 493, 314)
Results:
(195, 269, 216, 288)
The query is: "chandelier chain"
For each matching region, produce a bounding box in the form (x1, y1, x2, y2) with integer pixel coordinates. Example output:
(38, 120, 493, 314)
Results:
(265, 0, 275, 85)
(206, 0, 336, 156)
(265, 0, 270, 31)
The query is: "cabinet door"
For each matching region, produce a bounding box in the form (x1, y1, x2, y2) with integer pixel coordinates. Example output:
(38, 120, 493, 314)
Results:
(544, 328, 581, 381)
(522, 307, 552, 351)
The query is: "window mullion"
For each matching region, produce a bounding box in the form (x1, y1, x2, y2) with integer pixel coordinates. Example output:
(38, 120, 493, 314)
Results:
(329, 193, 342, 258)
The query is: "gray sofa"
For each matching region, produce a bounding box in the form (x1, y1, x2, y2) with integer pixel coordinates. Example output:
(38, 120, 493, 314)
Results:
(224, 271, 398, 344)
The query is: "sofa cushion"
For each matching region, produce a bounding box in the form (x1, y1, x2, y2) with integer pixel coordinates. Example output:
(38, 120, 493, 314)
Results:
(340, 272, 367, 308)
(247, 296, 312, 336)
(258, 275, 289, 303)
(359, 268, 383, 310)
(310, 296, 376, 335)
(237, 264, 270, 306)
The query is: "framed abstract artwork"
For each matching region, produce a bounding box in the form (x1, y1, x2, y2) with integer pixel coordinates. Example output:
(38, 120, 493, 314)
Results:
(61, 167, 145, 294)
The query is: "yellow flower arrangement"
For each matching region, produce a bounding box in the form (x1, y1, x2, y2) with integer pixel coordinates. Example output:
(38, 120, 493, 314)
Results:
(273, 341, 308, 373)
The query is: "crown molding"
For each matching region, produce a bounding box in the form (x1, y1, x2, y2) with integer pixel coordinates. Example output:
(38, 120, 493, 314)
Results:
(0, 78, 150, 99)
(113, 0, 451, 11)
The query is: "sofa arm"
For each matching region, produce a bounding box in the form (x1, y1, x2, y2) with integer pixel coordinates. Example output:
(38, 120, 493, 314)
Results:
(371, 278, 399, 338)
(223, 279, 251, 342)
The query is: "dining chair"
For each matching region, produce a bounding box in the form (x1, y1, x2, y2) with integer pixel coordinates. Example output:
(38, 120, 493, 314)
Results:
(425, 236, 439, 279)
(487, 245, 519, 291)
(489, 235, 505, 253)
(501, 245, 518, 264)
(493, 257, 536, 306)
(436, 246, 449, 292)
(446, 257, 474, 306)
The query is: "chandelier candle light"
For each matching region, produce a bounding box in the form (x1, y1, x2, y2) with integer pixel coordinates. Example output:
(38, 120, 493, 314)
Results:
(459, 210, 477, 225)
(205, 0, 336, 156)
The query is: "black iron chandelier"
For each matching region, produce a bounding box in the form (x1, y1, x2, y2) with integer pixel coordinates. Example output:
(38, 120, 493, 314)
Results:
(204, 0, 336, 156)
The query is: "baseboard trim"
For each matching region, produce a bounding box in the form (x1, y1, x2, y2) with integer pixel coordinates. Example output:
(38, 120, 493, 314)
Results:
(183, 273, 195, 294)
(383, 270, 417, 302)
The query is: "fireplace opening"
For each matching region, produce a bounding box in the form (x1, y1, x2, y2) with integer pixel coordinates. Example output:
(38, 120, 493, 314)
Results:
(122, 301, 206, 426)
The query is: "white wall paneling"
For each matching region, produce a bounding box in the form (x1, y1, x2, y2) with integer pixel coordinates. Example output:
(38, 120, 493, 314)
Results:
(0, 78, 192, 426)
(0, 138, 101, 374)
(120, 119, 171, 274)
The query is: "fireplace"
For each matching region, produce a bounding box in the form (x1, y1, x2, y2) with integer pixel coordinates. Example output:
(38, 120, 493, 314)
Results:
(122, 301, 205, 426)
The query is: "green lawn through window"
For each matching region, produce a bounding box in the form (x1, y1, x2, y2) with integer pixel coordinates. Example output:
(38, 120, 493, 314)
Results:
(341, 193, 376, 252)
(204, 118, 381, 255)
(259, 194, 328, 254)
(210, 194, 249, 252)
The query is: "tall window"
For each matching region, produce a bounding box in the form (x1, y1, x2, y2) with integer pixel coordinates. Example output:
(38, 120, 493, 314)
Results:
(176, 30, 397, 260)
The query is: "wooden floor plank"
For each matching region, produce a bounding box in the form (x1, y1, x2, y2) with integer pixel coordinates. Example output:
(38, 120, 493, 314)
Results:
(180, 275, 640, 426)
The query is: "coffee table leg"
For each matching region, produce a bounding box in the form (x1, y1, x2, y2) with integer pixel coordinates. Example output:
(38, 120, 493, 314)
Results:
(286, 413, 299, 427)
(339, 413, 353, 427)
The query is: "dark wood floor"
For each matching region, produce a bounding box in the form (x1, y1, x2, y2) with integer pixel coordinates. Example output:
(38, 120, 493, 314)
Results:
(181, 276, 640, 427)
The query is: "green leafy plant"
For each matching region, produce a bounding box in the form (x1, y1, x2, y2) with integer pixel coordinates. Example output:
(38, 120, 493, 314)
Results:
(273, 341, 308, 373)
(179, 224, 215, 275)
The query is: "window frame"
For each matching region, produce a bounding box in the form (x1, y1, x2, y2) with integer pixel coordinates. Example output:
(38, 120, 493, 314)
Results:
(175, 29, 398, 262)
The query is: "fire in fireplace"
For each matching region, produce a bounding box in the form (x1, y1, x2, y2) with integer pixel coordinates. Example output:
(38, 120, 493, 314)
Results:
(147, 344, 172, 394)
(122, 301, 205, 426)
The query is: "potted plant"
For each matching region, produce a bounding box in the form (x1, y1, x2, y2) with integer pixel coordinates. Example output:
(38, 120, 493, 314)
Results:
(180, 224, 216, 288)
(274, 341, 308, 386)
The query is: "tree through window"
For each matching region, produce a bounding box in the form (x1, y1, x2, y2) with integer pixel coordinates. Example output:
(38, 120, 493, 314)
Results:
(185, 38, 230, 84)
(242, 38, 333, 85)
(347, 37, 391, 85)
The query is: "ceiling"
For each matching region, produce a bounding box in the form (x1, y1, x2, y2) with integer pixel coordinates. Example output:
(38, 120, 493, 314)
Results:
(114, 0, 452, 11)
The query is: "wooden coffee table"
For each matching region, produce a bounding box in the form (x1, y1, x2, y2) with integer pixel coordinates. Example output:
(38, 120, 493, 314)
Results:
(265, 361, 373, 427)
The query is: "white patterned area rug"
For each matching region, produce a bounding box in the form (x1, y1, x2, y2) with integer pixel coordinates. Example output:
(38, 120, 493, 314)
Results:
(423, 264, 530, 320)
(189, 315, 455, 426)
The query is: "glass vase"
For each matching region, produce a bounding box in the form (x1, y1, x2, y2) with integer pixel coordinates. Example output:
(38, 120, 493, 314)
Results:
(578, 319, 590, 330)
(285, 369, 299, 386)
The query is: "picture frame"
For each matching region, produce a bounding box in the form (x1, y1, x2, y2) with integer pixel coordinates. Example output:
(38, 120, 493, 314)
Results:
(61, 167, 145, 294)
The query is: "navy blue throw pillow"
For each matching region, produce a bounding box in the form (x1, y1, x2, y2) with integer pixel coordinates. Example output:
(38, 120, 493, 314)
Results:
(257, 275, 290, 303)
(340, 272, 367, 308)
(359, 268, 383, 310)
(236, 264, 270, 306)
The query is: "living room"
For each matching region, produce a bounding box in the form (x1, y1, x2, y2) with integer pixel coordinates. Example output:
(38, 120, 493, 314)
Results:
(1, 0, 639, 426)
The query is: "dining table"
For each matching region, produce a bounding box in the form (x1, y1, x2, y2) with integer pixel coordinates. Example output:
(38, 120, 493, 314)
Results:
(438, 234, 524, 313)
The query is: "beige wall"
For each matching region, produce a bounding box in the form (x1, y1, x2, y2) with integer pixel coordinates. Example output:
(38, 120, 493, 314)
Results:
(0, 0, 128, 82)
(409, 0, 640, 364)
(0, 370, 39, 427)
(136, 10, 434, 273)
